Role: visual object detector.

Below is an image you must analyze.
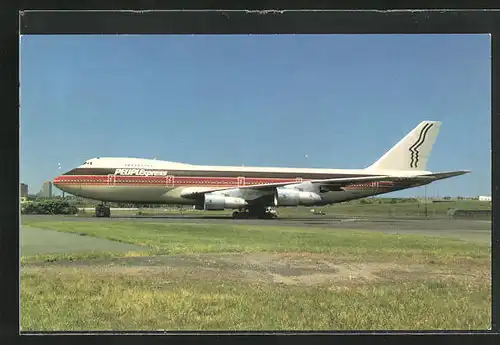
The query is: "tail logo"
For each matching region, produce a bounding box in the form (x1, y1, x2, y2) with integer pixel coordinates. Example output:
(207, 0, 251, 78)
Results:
(408, 123, 433, 168)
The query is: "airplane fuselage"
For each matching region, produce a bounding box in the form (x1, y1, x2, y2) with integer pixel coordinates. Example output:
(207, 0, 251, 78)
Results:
(53, 157, 427, 207)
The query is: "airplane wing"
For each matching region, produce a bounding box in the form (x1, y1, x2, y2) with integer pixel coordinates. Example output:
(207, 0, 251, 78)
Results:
(180, 175, 393, 199)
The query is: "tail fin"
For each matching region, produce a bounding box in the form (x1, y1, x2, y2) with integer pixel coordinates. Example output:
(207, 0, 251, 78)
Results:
(366, 121, 441, 172)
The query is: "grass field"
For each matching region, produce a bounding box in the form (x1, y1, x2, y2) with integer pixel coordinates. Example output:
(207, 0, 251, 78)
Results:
(21, 218, 491, 331)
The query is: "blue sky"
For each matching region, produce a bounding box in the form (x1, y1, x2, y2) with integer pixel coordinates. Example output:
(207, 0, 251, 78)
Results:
(20, 34, 491, 197)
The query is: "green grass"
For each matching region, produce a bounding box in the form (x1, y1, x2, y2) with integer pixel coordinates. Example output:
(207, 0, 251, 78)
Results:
(21, 250, 148, 265)
(21, 268, 490, 330)
(21, 220, 490, 265)
(20, 219, 491, 331)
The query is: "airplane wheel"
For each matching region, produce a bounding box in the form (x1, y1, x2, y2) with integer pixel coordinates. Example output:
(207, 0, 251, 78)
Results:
(232, 211, 240, 219)
(96, 205, 111, 218)
(249, 208, 269, 219)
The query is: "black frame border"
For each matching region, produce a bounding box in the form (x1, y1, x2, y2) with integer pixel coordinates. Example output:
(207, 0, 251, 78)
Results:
(1, 5, 498, 345)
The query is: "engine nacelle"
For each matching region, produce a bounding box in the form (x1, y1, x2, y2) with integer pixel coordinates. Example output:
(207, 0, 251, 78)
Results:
(204, 194, 248, 210)
(274, 188, 322, 206)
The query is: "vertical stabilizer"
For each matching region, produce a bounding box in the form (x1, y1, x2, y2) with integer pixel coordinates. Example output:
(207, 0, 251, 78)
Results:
(366, 121, 441, 172)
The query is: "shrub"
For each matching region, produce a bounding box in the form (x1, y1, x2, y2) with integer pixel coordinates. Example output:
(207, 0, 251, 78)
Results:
(21, 199, 78, 215)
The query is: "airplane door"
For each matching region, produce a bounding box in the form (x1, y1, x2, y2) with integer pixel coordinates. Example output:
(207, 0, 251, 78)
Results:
(107, 174, 116, 187)
(166, 175, 175, 188)
(237, 176, 246, 187)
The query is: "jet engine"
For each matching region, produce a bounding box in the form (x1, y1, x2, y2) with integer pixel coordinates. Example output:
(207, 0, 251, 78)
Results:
(274, 188, 322, 206)
(204, 194, 248, 210)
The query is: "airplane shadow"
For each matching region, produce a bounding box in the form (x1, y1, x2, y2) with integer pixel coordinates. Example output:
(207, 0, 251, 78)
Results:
(111, 215, 346, 222)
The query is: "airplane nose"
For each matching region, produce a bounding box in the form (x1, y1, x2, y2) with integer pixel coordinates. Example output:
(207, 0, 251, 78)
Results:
(53, 176, 66, 191)
(53, 176, 61, 187)
(52, 175, 80, 195)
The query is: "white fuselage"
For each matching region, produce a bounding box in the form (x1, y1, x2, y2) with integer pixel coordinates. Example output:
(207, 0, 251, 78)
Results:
(53, 157, 428, 207)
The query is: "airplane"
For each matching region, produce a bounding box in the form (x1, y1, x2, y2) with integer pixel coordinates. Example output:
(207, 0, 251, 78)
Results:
(53, 121, 469, 219)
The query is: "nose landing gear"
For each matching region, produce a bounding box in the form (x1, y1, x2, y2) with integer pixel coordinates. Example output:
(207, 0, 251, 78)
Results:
(95, 204, 111, 218)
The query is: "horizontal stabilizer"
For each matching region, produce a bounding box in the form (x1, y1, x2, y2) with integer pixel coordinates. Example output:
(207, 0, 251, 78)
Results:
(419, 170, 471, 181)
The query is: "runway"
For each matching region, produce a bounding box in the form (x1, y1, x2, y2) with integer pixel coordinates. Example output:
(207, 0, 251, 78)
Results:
(22, 214, 491, 244)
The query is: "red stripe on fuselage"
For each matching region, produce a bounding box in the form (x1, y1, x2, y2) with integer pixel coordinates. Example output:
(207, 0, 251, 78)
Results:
(53, 175, 400, 189)
(53, 175, 302, 187)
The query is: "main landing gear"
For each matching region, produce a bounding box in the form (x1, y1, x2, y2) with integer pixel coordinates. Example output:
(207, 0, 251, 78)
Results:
(95, 204, 111, 218)
(232, 207, 278, 219)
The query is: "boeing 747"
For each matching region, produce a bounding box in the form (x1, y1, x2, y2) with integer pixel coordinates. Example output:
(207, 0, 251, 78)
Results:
(53, 121, 469, 218)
